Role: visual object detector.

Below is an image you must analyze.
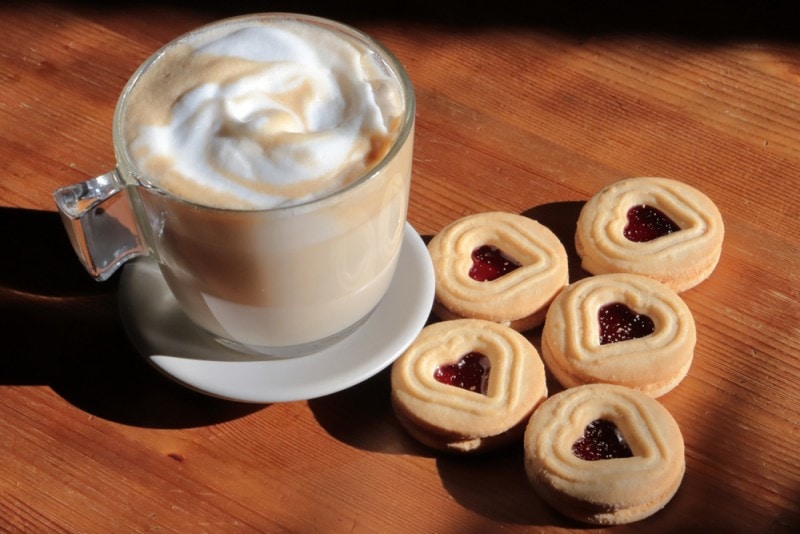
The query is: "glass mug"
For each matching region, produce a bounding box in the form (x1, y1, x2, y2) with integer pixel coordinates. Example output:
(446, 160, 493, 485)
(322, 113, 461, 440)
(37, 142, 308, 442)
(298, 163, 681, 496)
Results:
(54, 13, 415, 356)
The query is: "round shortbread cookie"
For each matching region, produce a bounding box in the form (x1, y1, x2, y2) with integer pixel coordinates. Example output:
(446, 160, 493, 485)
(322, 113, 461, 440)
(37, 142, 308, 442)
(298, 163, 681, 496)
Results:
(524, 383, 685, 525)
(575, 177, 724, 292)
(391, 319, 547, 453)
(542, 273, 696, 398)
(427, 212, 569, 331)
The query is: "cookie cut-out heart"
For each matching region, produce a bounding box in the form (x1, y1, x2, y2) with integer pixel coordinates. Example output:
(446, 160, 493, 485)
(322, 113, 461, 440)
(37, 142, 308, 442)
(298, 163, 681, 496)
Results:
(434, 352, 491, 395)
(572, 419, 634, 461)
(541, 273, 696, 397)
(426, 212, 569, 330)
(391, 319, 548, 453)
(624, 204, 681, 242)
(598, 302, 655, 345)
(469, 245, 521, 281)
(575, 177, 724, 292)
(524, 383, 686, 525)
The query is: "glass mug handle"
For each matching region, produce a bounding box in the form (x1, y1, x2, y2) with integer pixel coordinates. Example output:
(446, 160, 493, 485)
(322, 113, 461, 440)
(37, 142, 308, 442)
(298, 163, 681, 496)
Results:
(53, 170, 147, 281)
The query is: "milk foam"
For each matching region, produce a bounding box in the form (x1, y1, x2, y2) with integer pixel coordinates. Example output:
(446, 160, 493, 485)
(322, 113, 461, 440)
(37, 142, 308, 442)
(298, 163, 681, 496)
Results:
(124, 20, 404, 209)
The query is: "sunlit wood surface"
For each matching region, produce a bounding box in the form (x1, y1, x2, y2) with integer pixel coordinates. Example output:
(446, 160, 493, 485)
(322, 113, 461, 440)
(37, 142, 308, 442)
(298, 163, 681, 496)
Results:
(1, 2, 798, 532)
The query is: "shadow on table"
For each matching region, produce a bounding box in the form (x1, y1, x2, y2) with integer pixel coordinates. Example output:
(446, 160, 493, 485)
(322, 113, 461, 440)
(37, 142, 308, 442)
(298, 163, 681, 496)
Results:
(47, 0, 800, 42)
(523, 200, 591, 285)
(314, 378, 571, 526)
(0, 207, 261, 428)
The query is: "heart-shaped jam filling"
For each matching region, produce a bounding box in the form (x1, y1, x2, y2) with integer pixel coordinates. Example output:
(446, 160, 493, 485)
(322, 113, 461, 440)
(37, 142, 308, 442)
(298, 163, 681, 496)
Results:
(598, 302, 655, 345)
(624, 204, 680, 242)
(572, 419, 633, 461)
(434, 352, 491, 395)
(469, 245, 521, 281)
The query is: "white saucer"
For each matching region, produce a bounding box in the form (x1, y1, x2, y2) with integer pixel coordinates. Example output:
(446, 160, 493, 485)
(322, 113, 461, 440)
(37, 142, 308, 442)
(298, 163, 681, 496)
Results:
(118, 223, 435, 403)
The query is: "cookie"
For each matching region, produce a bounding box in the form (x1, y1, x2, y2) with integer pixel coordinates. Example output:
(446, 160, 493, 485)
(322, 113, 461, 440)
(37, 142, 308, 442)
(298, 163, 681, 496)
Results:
(391, 319, 547, 453)
(575, 177, 724, 292)
(541, 273, 696, 397)
(524, 383, 685, 525)
(427, 212, 569, 331)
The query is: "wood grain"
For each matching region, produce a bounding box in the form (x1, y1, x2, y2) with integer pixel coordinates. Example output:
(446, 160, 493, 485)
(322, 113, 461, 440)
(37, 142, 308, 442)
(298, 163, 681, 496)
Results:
(1, 2, 798, 532)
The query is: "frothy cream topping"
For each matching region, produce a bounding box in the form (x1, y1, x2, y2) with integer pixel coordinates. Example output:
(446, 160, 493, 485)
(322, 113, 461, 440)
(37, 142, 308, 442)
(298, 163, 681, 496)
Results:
(124, 20, 404, 209)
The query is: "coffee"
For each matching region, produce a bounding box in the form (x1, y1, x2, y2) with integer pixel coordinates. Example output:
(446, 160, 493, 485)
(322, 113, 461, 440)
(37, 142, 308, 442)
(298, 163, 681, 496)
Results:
(53, 13, 416, 354)
(122, 17, 405, 210)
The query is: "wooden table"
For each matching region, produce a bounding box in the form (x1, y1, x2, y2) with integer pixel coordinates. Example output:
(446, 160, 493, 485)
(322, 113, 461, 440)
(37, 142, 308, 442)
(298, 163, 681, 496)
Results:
(2, 2, 798, 532)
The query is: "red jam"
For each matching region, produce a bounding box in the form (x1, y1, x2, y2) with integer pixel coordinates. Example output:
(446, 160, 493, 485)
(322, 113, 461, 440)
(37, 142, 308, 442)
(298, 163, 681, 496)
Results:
(572, 419, 633, 461)
(434, 352, 491, 395)
(624, 204, 680, 242)
(598, 302, 655, 345)
(469, 245, 521, 281)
